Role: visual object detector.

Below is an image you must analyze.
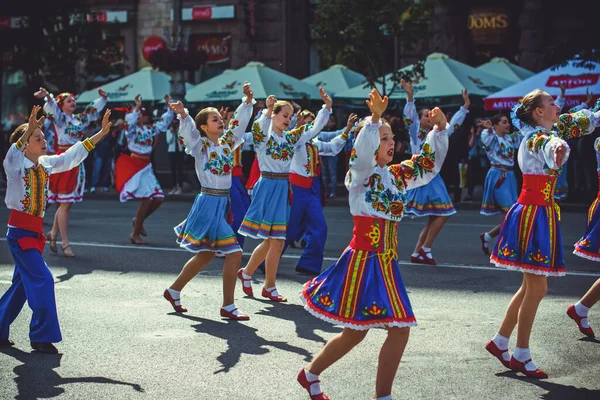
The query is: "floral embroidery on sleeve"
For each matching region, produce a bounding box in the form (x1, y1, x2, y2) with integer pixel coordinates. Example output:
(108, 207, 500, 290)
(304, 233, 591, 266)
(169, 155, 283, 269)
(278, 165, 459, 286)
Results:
(400, 142, 436, 181)
(363, 173, 407, 219)
(252, 121, 266, 145)
(555, 111, 591, 139)
(526, 130, 551, 153)
(286, 123, 311, 145)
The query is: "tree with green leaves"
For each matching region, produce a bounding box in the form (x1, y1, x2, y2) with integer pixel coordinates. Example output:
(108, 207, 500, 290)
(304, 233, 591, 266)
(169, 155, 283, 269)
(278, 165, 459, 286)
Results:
(311, 0, 430, 96)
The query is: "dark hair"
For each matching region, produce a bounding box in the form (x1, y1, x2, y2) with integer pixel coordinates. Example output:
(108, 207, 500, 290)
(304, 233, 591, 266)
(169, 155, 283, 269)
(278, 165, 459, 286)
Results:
(417, 108, 430, 119)
(273, 100, 293, 115)
(515, 89, 546, 126)
(9, 123, 28, 144)
(194, 107, 220, 136)
(491, 113, 507, 126)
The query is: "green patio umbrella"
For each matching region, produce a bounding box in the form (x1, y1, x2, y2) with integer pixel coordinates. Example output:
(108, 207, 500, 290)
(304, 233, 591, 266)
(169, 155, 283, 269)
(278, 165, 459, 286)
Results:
(76, 67, 191, 104)
(335, 53, 513, 108)
(476, 57, 535, 83)
(302, 64, 366, 95)
(185, 61, 321, 103)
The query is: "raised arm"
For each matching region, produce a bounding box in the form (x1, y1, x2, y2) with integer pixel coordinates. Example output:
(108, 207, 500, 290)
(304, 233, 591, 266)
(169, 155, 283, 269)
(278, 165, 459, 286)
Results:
(316, 113, 357, 156)
(446, 89, 470, 136)
(35, 88, 63, 126)
(345, 120, 381, 189)
(3, 106, 45, 178)
(478, 120, 497, 150)
(400, 79, 421, 154)
(219, 82, 255, 150)
(553, 108, 600, 140)
(168, 101, 206, 159)
(390, 108, 449, 191)
(76, 88, 109, 126)
(288, 105, 332, 147)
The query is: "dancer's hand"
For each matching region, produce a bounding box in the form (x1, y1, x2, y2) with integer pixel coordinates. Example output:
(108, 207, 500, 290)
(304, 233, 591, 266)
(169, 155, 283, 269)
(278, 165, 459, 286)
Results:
(21, 106, 45, 144)
(365, 89, 388, 123)
(429, 107, 447, 130)
(585, 88, 593, 108)
(243, 81, 254, 104)
(346, 113, 358, 131)
(169, 101, 187, 119)
(98, 88, 108, 99)
(400, 79, 413, 102)
(462, 88, 471, 110)
(558, 82, 567, 97)
(554, 143, 567, 167)
(34, 87, 49, 99)
(266, 95, 276, 110)
(478, 119, 492, 129)
(320, 87, 332, 110)
(134, 94, 142, 111)
(89, 110, 113, 145)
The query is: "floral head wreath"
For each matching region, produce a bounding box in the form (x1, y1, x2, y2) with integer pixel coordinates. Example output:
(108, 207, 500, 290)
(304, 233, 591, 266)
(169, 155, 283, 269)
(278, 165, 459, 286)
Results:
(510, 100, 526, 131)
(56, 92, 75, 110)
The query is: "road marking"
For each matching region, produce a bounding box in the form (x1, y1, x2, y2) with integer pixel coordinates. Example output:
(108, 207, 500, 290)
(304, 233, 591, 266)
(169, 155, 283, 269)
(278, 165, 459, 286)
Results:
(2, 238, 599, 277)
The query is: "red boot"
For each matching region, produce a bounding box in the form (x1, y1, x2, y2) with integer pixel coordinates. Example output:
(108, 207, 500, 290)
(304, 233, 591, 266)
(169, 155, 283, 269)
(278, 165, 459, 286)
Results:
(297, 369, 330, 400)
(237, 268, 253, 297)
(163, 289, 188, 313)
(509, 357, 548, 379)
(567, 304, 595, 337)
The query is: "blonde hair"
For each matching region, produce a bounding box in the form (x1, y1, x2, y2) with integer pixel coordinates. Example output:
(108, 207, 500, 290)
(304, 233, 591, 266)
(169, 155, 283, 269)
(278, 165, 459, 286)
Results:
(194, 107, 220, 136)
(300, 109, 315, 121)
(515, 89, 547, 126)
(273, 100, 293, 115)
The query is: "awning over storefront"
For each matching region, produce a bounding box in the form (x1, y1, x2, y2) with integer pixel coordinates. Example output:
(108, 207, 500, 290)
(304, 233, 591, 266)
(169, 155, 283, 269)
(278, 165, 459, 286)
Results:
(476, 57, 534, 83)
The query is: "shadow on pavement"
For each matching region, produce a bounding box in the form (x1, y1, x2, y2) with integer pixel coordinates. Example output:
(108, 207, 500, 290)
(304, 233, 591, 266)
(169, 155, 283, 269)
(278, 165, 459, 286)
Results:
(255, 303, 341, 344)
(173, 313, 313, 374)
(578, 336, 600, 344)
(497, 371, 600, 399)
(0, 346, 143, 399)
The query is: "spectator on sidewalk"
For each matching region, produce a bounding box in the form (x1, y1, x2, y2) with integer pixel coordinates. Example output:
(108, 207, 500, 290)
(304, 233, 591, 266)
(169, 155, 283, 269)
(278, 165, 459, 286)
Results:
(465, 120, 489, 201)
(320, 115, 339, 198)
(90, 119, 118, 192)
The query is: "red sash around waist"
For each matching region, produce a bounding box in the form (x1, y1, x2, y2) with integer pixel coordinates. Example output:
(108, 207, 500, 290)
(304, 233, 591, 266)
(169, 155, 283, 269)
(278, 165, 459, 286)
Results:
(289, 173, 314, 189)
(8, 210, 47, 253)
(349, 216, 398, 253)
(517, 175, 556, 207)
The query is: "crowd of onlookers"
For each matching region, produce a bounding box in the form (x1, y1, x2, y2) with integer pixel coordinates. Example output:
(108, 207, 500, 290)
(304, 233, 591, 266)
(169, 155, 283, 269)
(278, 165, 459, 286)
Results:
(1, 102, 599, 204)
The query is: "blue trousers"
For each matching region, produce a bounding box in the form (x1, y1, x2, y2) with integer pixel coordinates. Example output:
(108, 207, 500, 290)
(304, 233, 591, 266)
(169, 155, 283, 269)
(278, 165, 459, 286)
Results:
(0, 228, 62, 343)
(284, 182, 328, 273)
(230, 176, 251, 249)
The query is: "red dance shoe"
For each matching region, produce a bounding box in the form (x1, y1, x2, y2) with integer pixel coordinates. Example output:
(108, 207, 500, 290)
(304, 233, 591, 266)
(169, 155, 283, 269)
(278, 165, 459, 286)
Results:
(163, 289, 188, 313)
(567, 305, 595, 337)
(220, 307, 250, 321)
(485, 340, 511, 369)
(237, 268, 254, 297)
(410, 254, 425, 264)
(509, 357, 548, 379)
(480, 233, 490, 256)
(262, 287, 287, 302)
(418, 248, 437, 265)
(297, 369, 330, 400)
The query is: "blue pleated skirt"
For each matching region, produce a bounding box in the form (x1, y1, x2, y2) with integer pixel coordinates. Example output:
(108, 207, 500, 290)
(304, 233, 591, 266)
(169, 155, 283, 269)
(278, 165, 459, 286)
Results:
(239, 175, 290, 240)
(481, 168, 518, 216)
(174, 191, 241, 254)
(404, 174, 455, 217)
(574, 197, 600, 262)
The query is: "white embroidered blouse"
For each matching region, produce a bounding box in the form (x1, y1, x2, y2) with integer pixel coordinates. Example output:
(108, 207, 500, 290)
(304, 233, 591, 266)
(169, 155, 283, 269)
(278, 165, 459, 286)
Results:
(177, 101, 253, 190)
(517, 109, 600, 176)
(346, 120, 449, 221)
(403, 100, 468, 154)
(124, 109, 175, 155)
(251, 106, 332, 174)
(44, 95, 108, 146)
(290, 130, 348, 178)
(4, 139, 94, 218)
(480, 129, 522, 168)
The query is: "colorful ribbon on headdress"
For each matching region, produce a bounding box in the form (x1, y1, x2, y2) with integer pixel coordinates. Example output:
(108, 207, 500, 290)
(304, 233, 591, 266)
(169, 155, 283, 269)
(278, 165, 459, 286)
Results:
(510, 101, 526, 132)
(56, 92, 75, 109)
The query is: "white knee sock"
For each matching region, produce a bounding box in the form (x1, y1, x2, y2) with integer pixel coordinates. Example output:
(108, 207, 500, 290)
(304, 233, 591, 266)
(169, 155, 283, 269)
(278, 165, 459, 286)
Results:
(304, 369, 322, 395)
(575, 301, 590, 328)
(513, 347, 538, 371)
(167, 288, 181, 306)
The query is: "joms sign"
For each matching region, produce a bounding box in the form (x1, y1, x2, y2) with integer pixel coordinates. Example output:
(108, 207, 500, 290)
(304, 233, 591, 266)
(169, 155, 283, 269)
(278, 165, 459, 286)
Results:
(468, 9, 509, 45)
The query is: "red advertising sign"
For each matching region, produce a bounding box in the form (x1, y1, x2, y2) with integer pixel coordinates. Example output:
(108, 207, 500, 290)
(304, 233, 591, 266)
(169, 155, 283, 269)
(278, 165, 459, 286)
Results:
(0, 18, 10, 29)
(193, 36, 231, 63)
(142, 36, 167, 61)
(88, 12, 108, 23)
(192, 7, 212, 20)
(546, 74, 600, 89)
(484, 95, 597, 111)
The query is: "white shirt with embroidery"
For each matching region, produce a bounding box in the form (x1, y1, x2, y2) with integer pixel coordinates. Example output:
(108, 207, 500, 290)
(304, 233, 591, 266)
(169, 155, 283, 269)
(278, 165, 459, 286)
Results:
(403, 100, 468, 154)
(124, 109, 174, 155)
(345, 120, 449, 221)
(251, 106, 332, 174)
(3, 140, 92, 218)
(290, 129, 348, 178)
(177, 101, 253, 190)
(480, 128, 522, 167)
(44, 95, 108, 146)
(517, 109, 600, 175)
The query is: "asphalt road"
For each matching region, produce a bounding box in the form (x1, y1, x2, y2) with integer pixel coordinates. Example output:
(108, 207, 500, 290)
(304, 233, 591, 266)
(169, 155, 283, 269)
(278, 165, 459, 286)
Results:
(0, 199, 599, 400)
